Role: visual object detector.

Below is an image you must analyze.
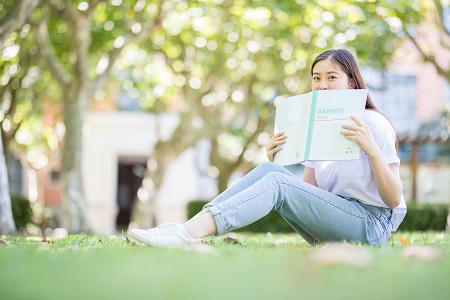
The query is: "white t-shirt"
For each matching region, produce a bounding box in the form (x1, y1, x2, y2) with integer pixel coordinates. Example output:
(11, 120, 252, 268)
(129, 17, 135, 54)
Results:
(302, 109, 407, 231)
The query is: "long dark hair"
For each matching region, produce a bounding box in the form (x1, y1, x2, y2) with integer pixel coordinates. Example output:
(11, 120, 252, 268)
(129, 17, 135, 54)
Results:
(311, 49, 379, 110)
(311, 49, 398, 149)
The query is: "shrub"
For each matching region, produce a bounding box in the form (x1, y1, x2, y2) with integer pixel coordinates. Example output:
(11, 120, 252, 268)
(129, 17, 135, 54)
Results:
(397, 203, 448, 231)
(11, 195, 33, 229)
(187, 200, 448, 232)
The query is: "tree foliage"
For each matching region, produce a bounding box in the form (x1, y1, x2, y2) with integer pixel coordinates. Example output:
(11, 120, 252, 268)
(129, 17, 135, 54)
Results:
(0, 0, 40, 234)
(117, 0, 405, 211)
(3, 0, 443, 230)
(375, 0, 450, 231)
(2, 0, 163, 232)
(377, 0, 449, 81)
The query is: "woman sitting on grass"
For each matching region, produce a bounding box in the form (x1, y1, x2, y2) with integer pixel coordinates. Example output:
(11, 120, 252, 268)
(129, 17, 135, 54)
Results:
(129, 49, 407, 247)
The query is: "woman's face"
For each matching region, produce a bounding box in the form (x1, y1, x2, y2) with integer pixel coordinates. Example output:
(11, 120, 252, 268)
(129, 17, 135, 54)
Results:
(311, 58, 353, 91)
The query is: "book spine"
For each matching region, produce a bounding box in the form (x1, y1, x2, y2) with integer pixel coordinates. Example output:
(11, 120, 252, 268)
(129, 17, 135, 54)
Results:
(304, 90, 318, 161)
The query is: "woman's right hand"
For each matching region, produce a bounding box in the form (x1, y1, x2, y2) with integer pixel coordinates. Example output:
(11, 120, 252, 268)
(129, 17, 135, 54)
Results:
(265, 132, 286, 162)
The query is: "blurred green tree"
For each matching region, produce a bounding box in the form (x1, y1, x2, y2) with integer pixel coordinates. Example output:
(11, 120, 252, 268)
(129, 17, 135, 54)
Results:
(0, 0, 39, 235)
(2, 0, 163, 233)
(4, 0, 441, 231)
(31, 0, 163, 232)
(379, 0, 449, 81)
(377, 0, 450, 231)
(121, 0, 406, 226)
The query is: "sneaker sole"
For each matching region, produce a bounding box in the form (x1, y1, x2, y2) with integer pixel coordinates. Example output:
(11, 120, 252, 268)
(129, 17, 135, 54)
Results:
(128, 229, 181, 248)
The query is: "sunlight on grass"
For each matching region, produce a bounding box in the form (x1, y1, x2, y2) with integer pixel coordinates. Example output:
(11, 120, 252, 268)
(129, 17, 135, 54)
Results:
(1, 231, 449, 300)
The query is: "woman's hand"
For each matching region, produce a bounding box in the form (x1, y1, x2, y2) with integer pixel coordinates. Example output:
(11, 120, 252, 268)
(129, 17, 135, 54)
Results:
(340, 116, 378, 157)
(341, 115, 402, 208)
(265, 132, 286, 162)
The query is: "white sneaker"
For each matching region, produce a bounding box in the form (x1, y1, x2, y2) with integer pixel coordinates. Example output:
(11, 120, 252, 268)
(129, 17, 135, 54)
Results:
(128, 223, 202, 248)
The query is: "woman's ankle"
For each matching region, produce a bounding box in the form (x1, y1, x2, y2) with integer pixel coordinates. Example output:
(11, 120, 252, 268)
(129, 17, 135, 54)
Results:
(183, 212, 217, 239)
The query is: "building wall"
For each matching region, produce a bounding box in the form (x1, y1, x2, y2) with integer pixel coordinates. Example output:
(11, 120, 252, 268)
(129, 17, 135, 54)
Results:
(388, 23, 450, 124)
(81, 112, 205, 233)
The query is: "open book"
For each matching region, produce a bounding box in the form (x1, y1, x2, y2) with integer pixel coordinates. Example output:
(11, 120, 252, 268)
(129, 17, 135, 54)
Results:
(273, 89, 368, 166)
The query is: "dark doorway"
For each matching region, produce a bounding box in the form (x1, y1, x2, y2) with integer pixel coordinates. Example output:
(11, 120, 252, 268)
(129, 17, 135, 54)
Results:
(116, 161, 146, 230)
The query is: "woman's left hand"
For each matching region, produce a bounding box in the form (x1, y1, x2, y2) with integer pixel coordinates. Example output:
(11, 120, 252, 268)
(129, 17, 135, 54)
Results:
(340, 116, 379, 157)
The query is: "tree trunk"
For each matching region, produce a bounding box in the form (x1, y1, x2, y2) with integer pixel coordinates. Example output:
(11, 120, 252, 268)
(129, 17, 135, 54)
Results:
(211, 114, 270, 194)
(0, 131, 16, 234)
(210, 139, 233, 194)
(0, 0, 40, 49)
(60, 84, 91, 233)
(131, 140, 177, 228)
(0, 0, 40, 236)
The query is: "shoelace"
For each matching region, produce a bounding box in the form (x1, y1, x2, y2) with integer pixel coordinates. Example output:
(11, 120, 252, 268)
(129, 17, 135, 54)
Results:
(146, 223, 178, 234)
(146, 223, 201, 245)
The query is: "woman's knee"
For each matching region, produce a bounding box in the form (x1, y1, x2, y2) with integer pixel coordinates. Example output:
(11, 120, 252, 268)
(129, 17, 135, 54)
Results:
(257, 162, 296, 179)
(257, 162, 285, 173)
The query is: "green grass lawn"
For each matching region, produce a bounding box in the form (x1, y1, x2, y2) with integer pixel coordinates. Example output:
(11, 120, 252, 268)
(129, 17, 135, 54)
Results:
(1, 231, 449, 300)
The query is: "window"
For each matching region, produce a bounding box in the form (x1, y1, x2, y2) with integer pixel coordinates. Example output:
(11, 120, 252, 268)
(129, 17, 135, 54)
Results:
(375, 73, 417, 132)
(50, 170, 60, 185)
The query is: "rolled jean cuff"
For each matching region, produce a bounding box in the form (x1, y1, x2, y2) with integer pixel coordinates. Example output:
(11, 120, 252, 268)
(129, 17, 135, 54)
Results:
(203, 204, 227, 236)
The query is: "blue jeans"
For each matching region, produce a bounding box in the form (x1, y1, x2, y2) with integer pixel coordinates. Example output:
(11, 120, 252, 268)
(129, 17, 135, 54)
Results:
(204, 162, 395, 246)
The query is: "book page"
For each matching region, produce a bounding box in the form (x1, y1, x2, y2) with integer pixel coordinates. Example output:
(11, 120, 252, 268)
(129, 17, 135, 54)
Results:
(273, 93, 312, 166)
(308, 89, 367, 161)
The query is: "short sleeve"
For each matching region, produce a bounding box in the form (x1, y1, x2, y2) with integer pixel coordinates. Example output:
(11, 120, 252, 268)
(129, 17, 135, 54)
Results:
(364, 111, 400, 167)
(302, 161, 316, 169)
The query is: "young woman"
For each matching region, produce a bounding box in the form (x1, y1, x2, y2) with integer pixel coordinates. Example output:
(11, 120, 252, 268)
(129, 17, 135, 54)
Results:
(129, 49, 407, 247)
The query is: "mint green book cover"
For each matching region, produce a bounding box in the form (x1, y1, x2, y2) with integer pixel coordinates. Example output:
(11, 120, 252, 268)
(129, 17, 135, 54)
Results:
(273, 89, 367, 166)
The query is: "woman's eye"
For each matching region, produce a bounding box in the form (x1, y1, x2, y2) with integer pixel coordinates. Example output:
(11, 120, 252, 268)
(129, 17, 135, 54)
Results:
(313, 77, 320, 80)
